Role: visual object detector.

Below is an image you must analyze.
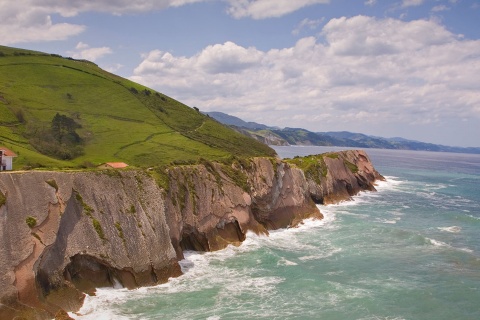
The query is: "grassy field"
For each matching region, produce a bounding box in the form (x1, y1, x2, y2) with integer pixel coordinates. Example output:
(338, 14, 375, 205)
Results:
(0, 45, 275, 169)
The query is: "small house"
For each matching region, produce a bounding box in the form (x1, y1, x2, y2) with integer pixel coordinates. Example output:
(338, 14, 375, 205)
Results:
(98, 162, 129, 169)
(0, 146, 17, 171)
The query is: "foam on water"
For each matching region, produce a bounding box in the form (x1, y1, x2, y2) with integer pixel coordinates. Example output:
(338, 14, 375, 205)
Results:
(375, 175, 403, 190)
(427, 237, 451, 248)
(70, 288, 133, 319)
(426, 237, 474, 253)
(437, 226, 461, 233)
(71, 202, 341, 319)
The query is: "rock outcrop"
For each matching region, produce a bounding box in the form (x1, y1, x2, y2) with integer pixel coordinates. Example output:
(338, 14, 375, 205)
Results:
(0, 150, 383, 319)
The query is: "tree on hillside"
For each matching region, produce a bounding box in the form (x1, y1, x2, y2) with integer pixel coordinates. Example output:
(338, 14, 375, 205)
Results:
(51, 113, 82, 144)
(27, 113, 84, 160)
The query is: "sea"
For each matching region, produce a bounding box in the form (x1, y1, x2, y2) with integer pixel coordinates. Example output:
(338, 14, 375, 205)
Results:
(71, 146, 480, 320)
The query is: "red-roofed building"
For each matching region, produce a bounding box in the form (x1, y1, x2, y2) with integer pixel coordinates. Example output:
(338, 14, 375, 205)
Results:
(98, 162, 129, 169)
(0, 146, 17, 171)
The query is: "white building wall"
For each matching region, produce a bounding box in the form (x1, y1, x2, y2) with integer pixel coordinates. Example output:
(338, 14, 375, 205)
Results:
(1, 156, 13, 171)
(4, 156, 13, 170)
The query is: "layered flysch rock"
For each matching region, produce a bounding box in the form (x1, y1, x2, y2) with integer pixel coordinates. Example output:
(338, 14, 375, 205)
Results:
(0, 150, 383, 319)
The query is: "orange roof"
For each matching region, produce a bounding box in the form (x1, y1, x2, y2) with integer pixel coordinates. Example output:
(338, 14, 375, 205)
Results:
(105, 162, 129, 169)
(0, 146, 17, 157)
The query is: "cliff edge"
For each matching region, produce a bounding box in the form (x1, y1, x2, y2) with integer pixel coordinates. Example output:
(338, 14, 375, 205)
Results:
(0, 150, 383, 319)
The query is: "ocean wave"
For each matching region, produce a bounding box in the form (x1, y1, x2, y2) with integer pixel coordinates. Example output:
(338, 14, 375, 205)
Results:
(376, 218, 400, 224)
(426, 237, 473, 253)
(357, 316, 406, 320)
(298, 247, 342, 261)
(277, 257, 298, 266)
(425, 183, 449, 190)
(375, 176, 403, 191)
(70, 288, 133, 319)
(427, 237, 450, 248)
(466, 214, 480, 220)
(437, 226, 461, 233)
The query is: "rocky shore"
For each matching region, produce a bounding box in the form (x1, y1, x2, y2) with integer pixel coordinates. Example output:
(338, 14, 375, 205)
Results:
(0, 150, 383, 319)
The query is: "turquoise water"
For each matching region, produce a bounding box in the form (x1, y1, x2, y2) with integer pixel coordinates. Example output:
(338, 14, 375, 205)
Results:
(72, 147, 480, 320)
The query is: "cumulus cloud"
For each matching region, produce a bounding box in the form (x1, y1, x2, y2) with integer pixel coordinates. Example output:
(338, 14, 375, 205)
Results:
(131, 15, 480, 143)
(68, 42, 112, 62)
(226, 0, 330, 19)
(197, 42, 263, 74)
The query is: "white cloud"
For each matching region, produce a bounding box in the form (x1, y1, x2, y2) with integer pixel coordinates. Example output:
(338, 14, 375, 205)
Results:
(197, 41, 263, 74)
(402, 0, 425, 7)
(131, 15, 480, 143)
(292, 18, 324, 35)
(0, 0, 336, 45)
(0, 8, 85, 45)
(431, 5, 449, 12)
(76, 42, 90, 50)
(68, 42, 112, 62)
(0, 0, 206, 45)
(105, 63, 124, 73)
(364, 0, 377, 6)
(226, 0, 330, 19)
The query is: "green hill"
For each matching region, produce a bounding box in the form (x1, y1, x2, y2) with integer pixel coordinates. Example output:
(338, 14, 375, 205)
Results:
(0, 45, 275, 169)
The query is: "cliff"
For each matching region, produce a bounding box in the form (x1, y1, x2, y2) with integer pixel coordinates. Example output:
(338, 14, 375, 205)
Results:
(0, 150, 383, 319)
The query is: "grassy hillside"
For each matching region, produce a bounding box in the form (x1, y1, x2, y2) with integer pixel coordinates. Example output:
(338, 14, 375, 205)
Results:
(0, 46, 275, 169)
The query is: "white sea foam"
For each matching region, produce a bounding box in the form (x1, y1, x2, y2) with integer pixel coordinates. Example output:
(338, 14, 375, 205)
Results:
(298, 247, 342, 261)
(426, 237, 473, 253)
(427, 237, 451, 248)
(437, 226, 461, 233)
(277, 257, 298, 266)
(357, 316, 406, 320)
(378, 219, 398, 224)
(375, 176, 403, 191)
(425, 183, 448, 190)
(70, 288, 132, 320)
(466, 214, 480, 220)
(387, 208, 404, 216)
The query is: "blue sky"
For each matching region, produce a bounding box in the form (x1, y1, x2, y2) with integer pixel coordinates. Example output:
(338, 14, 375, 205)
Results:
(1, 0, 479, 147)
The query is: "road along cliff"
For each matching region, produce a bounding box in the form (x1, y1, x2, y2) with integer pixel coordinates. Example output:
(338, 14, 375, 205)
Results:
(0, 150, 383, 319)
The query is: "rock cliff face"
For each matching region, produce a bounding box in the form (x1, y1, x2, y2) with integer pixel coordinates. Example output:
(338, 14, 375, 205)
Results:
(0, 150, 383, 319)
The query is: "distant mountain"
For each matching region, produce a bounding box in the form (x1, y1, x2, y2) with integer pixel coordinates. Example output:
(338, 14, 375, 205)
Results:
(207, 111, 480, 154)
(205, 112, 269, 130)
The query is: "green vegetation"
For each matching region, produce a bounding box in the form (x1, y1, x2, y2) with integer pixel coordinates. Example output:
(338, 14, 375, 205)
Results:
(31, 232, 44, 244)
(344, 160, 359, 173)
(92, 219, 105, 240)
(74, 191, 94, 217)
(73, 189, 106, 240)
(285, 154, 328, 184)
(220, 161, 250, 192)
(200, 158, 223, 187)
(26, 216, 37, 228)
(149, 166, 170, 191)
(0, 45, 275, 170)
(114, 222, 125, 242)
(0, 190, 5, 207)
(326, 153, 339, 159)
(45, 179, 59, 191)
